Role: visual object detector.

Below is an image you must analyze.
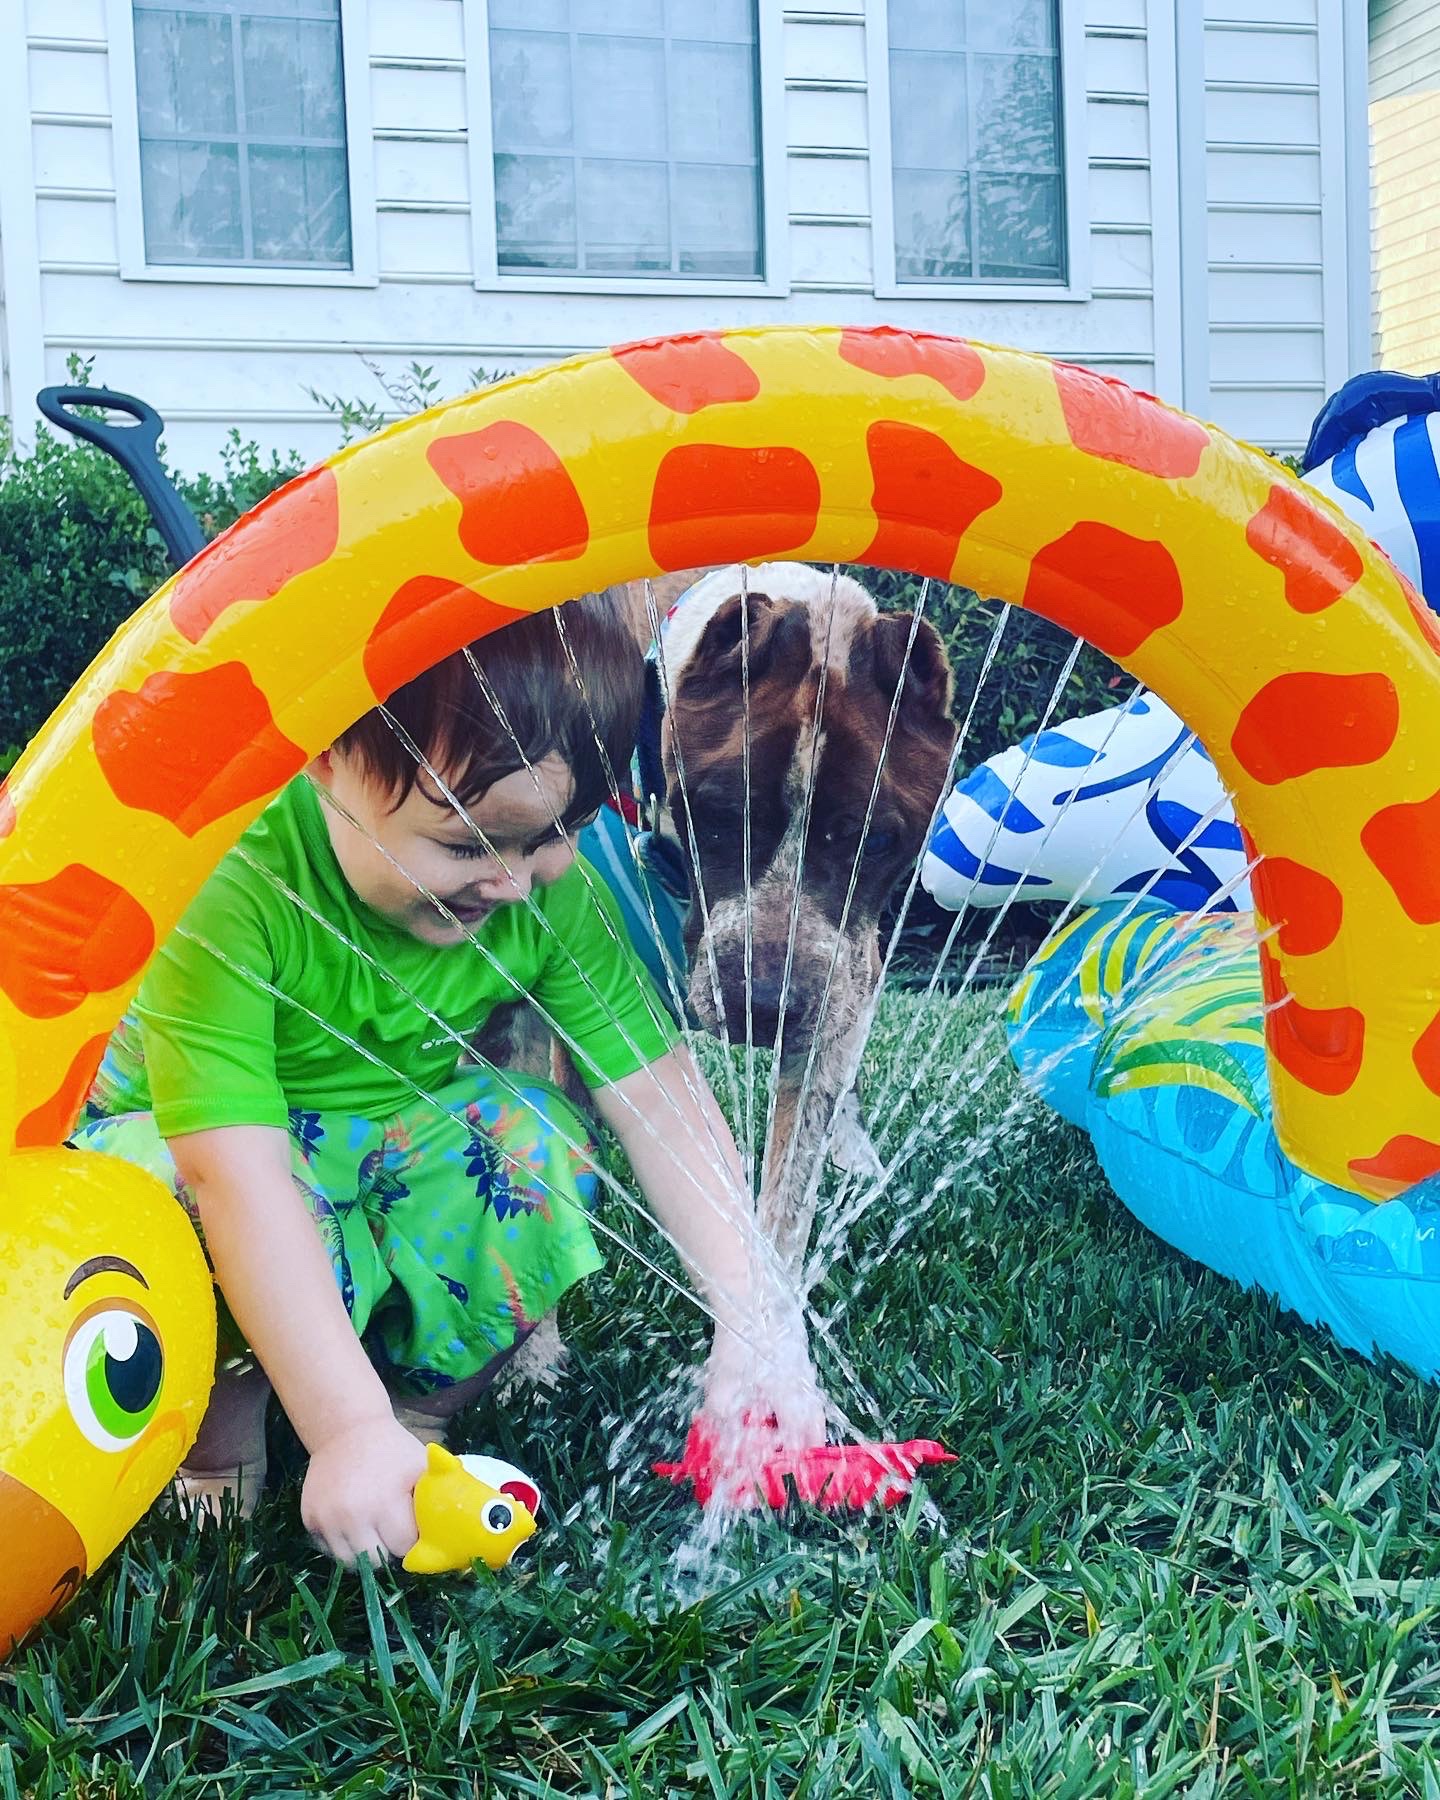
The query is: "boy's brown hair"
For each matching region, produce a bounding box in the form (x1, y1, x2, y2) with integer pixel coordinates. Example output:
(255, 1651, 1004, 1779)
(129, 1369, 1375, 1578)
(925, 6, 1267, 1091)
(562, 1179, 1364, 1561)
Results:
(338, 589, 642, 824)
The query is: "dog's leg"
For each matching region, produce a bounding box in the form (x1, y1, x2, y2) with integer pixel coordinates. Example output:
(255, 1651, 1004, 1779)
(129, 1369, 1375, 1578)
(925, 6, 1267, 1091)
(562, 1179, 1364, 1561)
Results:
(827, 1086, 883, 1181)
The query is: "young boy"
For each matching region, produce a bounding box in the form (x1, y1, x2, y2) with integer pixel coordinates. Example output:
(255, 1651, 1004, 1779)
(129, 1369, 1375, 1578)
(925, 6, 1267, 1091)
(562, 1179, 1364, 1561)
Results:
(74, 593, 820, 1566)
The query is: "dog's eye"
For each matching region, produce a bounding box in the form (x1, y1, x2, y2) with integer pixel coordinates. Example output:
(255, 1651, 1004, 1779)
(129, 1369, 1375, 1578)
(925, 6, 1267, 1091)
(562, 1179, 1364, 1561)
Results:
(864, 831, 897, 857)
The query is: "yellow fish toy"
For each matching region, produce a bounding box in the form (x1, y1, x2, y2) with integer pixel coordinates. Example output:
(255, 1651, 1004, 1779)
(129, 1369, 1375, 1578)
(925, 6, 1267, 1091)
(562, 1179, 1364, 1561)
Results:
(403, 1443, 541, 1574)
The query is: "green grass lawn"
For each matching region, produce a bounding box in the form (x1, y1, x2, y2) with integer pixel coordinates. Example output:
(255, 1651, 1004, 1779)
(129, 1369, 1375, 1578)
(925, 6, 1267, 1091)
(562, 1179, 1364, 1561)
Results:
(8, 992, 1440, 1796)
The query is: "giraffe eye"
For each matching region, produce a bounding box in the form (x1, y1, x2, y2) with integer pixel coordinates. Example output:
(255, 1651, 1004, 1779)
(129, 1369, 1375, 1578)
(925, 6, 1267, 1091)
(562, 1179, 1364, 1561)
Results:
(63, 1307, 164, 1451)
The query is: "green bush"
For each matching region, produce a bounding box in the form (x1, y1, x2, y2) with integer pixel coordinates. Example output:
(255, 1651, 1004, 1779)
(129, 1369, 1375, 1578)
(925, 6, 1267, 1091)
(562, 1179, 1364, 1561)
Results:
(0, 420, 302, 773)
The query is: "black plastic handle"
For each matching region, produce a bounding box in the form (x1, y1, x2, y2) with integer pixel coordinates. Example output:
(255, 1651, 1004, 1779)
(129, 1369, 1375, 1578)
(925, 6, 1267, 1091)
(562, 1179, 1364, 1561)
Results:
(37, 384, 206, 569)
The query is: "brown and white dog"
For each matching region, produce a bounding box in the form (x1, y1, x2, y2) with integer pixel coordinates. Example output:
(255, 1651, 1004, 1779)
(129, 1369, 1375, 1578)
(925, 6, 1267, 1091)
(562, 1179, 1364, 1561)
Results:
(647, 563, 957, 1276)
(481, 563, 955, 1390)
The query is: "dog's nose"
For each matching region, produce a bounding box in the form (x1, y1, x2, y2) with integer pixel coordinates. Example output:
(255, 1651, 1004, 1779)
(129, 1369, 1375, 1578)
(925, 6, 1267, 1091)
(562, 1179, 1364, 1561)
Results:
(709, 957, 815, 1050)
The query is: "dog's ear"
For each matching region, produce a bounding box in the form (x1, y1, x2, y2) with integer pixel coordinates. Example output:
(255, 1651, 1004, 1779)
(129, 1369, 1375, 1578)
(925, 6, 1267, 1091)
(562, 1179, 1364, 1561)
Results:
(869, 612, 955, 727)
(686, 590, 810, 685)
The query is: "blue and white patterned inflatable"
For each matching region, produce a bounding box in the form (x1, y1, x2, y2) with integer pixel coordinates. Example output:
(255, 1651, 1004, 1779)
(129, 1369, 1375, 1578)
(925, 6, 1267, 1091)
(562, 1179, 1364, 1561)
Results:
(925, 369, 1440, 914)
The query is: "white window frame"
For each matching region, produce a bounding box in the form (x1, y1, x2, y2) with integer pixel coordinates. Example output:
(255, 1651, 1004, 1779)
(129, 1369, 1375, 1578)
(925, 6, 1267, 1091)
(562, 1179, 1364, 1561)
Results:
(107, 0, 378, 287)
(464, 0, 788, 297)
(864, 0, 1090, 303)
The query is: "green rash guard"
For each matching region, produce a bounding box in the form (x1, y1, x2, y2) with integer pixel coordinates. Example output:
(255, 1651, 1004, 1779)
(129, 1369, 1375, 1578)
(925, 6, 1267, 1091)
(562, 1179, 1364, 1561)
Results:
(89, 777, 676, 1139)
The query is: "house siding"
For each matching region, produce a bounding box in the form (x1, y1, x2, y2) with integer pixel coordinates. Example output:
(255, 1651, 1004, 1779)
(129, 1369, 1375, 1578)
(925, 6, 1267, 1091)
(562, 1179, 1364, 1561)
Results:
(4, 0, 1369, 470)
(1371, 0, 1440, 371)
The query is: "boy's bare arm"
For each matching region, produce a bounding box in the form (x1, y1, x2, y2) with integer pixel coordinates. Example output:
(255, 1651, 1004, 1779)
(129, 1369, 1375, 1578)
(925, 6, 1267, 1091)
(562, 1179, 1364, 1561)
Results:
(592, 1049, 824, 1445)
(169, 1124, 426, 1562)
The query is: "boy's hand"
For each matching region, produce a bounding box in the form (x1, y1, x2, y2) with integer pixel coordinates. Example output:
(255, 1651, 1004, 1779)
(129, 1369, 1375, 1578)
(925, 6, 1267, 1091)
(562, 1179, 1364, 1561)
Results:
(300, 1414, 428, 1565)
(702, 1299, 827, 1452)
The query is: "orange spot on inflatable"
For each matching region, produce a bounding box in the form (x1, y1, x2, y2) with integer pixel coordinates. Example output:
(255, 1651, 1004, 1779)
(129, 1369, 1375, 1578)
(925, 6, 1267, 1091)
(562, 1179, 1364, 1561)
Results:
(428, 423, 588, 566)
(859, 421, 1002, 581)
(1022, 522, 1183, 658)
(614, 333, 761, 413)
(1259, 944, 1364, 1096)
(0, 782, 13, 840)
(1245, 485, 1363, 614)
(1231, 673, 1398, 786)
(15, 1034, 110, 1147)
(93, 663, 307, 839)
(1252, 856, 1344, 956)
(1053, 362, 1208, 479)
(170, 466, 339, 644)
(0, 868, 154, 1020)
(1362, 786, 1440, 924)
(1413, 1007, 1440, 1100)
(364, 576, 527, 701)
(649, 444, 821, 571)
(1348, 1135, 1440, 1194)
(838, 327, 986, 403)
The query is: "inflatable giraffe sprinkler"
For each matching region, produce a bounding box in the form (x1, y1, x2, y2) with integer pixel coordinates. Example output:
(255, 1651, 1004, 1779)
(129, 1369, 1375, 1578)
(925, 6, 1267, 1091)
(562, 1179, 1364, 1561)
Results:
(3, 327, 1439, 1651)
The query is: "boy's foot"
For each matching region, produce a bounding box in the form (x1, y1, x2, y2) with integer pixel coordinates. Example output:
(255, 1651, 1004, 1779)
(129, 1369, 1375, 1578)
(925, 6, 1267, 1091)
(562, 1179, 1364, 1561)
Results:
(173, 1457, 268, 1522)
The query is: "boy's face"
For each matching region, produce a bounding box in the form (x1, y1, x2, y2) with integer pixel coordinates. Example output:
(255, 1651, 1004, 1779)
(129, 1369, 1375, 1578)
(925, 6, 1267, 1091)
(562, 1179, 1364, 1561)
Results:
(308, 749, 583, 946)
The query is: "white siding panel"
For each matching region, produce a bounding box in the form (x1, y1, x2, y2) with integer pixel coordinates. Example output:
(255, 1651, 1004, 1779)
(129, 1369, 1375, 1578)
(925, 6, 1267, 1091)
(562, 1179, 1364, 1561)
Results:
(368, 0, 465, 63)
(786, 87, 867, 150)
(28, 46, 111, 116)
(1207, 207, 1322, 265)
(373, 138, 469, 206)
(1205, 148, 1320, 206)
(36, 196, 118, 265)
(786, 0, 862, 13)
(1209, 328, 1324, 385)
(1090, 163, 1150, 225)
(789, 221, 870, 286)
(787, 155, 869, 221)
(1209, 265, 1323, 324)
(1205, 89, 1319, 147)
(376, 209, 471, 276)
(1083, 360, 1156, 387)
(370, 66, 467, 134)
(1086, 96, 1148, 159)
(1091, 227, 1152, 289)
(1204, 29, 1319, 86)
(1086, 0, 1145, 28)
(1086, 33, 1148, 95)
(1372, 0, 1440, 99)
(1205, 0, 1314, 21)
(27, 0, 106, 36)
(1209, 385, 1322, 448)
(32, 121, 115, 190)
(784, 21, 865, 85)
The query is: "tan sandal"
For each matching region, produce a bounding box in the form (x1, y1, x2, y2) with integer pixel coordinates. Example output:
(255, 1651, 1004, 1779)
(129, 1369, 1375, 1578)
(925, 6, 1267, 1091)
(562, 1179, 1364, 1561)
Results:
(173, 1457, 268, 1522)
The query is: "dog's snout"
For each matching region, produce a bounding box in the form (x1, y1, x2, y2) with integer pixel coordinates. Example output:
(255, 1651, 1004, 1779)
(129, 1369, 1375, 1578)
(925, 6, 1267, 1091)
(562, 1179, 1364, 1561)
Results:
(693, 939, 821, 1051)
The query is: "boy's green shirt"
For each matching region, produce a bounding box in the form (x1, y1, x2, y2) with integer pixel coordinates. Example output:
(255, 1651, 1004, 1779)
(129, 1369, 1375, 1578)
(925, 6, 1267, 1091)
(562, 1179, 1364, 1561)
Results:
(92, 777, 676, 1137)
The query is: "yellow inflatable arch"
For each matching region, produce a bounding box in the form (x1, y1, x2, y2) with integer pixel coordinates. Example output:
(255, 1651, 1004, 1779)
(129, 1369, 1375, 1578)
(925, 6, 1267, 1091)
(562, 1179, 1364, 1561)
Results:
(4, 325, 1440, 1647)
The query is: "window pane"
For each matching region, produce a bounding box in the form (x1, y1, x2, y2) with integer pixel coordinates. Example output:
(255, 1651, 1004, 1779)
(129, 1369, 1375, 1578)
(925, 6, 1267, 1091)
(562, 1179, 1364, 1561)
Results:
(888, 0, 1063, 283)
(575, 0, 663, 29)
(495, 152, 578, 267)
(669, 0, 753, 40)
(241, 17, 345, 139)
(134, 9, 236, 135)
(579, 159, 670, 270)
(890, 50, 966, 172)
(893, 167, 969, 280)
(134, 0, 351, 268)
(248, 144, 351, 261)
(669, 41, 758, 163)
(976, 171, 1061, 277)
(575, 36, 667, 157)
(967, 0, 1054, 50)
(972, 53, 1059, 169)
(488, 0, 762, 279)
(489, 0, 568, 23)
(888, 0, 959, 52)
(140, 139, 243, 261)
(674, 163, 760, 276)
(490, 31, 574, 150)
